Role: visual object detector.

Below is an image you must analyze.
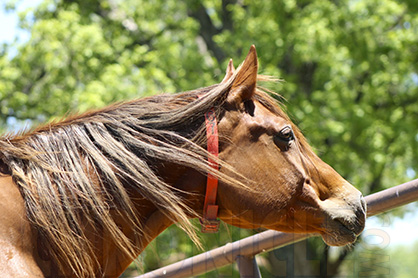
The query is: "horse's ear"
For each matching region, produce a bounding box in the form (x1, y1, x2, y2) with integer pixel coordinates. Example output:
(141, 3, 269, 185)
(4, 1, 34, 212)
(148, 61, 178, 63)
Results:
(221, 59, 235, 83)
(227, 45, 258, 104)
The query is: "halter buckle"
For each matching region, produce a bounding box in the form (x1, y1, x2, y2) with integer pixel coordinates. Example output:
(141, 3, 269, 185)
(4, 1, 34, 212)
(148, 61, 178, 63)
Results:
(200, 218, 220, 233)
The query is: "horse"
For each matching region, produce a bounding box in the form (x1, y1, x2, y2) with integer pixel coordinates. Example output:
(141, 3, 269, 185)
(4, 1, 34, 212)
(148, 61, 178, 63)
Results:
(0, 46, 366, 277)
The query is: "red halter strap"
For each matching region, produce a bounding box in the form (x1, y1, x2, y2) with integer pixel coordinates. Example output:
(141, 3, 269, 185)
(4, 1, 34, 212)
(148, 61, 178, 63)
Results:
(200, 108, 220, 233)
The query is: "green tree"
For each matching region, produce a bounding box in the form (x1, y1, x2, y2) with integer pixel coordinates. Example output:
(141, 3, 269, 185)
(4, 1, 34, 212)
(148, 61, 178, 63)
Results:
(389, 240, 418, 278)
(1, 0, 418, 277)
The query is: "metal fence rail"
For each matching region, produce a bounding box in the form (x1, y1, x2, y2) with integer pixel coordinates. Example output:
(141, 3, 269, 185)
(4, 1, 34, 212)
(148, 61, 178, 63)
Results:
(137, 179, 418, 278)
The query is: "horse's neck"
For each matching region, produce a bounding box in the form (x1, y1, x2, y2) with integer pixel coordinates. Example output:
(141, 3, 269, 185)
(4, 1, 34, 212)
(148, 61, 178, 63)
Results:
(99, 164, 207, 276)
(0, 176, 48, 276)
(138, 164, 208, 235)
(0, 163, 207, 277)
(157, 164, 207, 214)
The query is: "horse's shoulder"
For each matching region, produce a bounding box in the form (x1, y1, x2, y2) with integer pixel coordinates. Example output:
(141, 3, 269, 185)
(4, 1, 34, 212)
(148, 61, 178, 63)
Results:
(0, 176, 46, 277)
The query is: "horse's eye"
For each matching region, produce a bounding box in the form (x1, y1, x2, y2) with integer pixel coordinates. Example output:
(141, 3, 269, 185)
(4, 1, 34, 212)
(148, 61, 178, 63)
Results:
(278, 126, 294, 141)
(274, 126, 294, 151)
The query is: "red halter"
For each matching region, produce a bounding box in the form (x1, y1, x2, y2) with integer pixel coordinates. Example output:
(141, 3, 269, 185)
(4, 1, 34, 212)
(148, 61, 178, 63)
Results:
(200, 108, 220, 233)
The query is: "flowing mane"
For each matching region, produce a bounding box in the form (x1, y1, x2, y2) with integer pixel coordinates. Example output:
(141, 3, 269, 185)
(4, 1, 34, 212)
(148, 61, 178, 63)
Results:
(0, 76, 258, 276)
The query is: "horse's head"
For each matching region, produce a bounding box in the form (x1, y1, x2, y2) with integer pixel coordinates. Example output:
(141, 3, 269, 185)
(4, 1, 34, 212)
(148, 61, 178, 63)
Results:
(216, 46, 366, 246)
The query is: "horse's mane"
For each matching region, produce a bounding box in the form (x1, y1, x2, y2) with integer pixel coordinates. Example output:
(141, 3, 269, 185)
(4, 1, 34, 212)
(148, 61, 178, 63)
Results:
(0, 81, 234, 276)
(0, 74, 304, 277)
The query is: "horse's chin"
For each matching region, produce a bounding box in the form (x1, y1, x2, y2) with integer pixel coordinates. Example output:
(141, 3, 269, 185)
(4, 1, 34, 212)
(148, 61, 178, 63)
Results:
(320, 215, 363, 246)
(321, 231, 358, 246)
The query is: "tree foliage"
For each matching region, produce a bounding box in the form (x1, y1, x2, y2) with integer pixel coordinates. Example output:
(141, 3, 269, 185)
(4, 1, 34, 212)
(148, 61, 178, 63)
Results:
(1, 0, 418, 277)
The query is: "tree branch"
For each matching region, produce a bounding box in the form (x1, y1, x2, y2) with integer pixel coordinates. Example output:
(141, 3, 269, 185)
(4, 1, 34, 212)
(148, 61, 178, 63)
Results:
(221, 0, 236, 31)
(187, 2, 226, 64)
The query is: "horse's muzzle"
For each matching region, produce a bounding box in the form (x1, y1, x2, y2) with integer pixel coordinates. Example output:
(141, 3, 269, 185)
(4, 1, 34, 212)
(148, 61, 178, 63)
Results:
(320, 192, 367, 246)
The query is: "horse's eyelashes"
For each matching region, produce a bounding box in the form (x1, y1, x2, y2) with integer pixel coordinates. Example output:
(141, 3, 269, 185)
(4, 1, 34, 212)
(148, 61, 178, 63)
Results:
(278, 126, 294, 141)
(273, 126, 295, 151)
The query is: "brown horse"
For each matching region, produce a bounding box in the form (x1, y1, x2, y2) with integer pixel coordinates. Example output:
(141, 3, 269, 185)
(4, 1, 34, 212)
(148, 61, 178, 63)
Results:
(0, 46, 366, 277)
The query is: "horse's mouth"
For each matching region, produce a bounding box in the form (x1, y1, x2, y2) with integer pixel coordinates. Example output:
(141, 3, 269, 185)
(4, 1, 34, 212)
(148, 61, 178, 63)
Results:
(321, 220, 359, 246)
(320, 209, 366, 246)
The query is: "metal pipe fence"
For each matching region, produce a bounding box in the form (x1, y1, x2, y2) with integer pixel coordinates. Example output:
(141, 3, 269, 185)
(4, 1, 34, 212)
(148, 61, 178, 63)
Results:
(137, 179, 418, 278)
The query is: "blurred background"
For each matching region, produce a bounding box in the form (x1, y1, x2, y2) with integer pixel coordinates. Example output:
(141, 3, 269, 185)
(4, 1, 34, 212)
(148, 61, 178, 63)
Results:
(1, 0, 417, 277)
